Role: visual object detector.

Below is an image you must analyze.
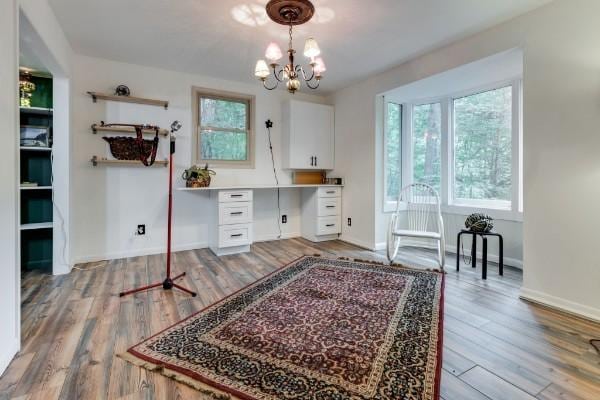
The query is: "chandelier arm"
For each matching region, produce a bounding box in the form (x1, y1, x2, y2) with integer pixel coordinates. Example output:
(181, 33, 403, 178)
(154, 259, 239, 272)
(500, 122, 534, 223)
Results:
(272, 66, 286, 83)
(296, 65, 315, 82)
(305, 78, 320, 90)
(262, 79, 279, 91)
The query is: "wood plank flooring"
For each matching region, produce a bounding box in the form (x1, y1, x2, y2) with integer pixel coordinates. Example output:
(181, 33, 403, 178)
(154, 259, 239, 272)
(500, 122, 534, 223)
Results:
(2, 238, 600, 399)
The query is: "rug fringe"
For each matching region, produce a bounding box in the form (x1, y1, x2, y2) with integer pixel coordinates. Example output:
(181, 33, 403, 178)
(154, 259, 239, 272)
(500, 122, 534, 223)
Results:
(118, 352, 237, 400)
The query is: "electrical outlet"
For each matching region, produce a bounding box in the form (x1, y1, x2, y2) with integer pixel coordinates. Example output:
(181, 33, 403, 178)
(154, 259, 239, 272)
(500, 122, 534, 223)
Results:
(347, 218, 352, 227)
(282, 215, 287, 224)
(137, 224, 146, 235)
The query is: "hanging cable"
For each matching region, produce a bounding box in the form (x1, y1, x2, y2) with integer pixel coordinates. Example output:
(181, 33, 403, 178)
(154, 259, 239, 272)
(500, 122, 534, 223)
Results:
(266, 119, 282, 239)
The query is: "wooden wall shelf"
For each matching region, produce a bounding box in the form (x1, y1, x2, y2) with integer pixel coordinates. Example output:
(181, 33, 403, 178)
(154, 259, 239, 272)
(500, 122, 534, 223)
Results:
(90, 156, 168, 167)
(87, 91, 169, 109)
(91, 124, 169, 136)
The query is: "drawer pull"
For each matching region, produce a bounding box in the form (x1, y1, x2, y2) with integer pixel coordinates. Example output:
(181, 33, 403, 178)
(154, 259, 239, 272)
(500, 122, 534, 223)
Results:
(326, 191, 335, 194)
(230, 233, 243, 238)
(230, 194, 243, 198)
(230, 211, 243, 215)
(326, 205, 336, 208)
(326, 224, 335, 227)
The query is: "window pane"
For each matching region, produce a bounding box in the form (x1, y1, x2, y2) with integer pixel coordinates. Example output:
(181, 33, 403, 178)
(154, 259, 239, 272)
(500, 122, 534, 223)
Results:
(200, 97, 247, 130)
(385, 103, 402, 202)
(412, 103, 441, 193)
(453, 86, 512, 202)
(201, 130, 247, 161)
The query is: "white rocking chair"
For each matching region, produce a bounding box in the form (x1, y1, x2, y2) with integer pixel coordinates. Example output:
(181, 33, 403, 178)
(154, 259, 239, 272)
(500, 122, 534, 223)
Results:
(387, 183, 446, 268)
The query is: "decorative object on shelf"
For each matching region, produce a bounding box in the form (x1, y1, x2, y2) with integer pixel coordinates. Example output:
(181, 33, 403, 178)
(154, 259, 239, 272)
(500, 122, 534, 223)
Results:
(182, 164, 216, 188)
(119, 121, 196, 298)
(101, 123, 160, 166)
(19, 71, 36, 107)
(20, 125, 50, 147)
(87, 91, 169, 109)
(254, 0, 325, 93)
(115, 84, 131, 97)
(465, 213, 494, 233)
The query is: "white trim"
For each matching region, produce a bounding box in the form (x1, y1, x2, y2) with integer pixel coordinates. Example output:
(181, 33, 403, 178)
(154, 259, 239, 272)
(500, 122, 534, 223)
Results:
(0, 339, 19, 375)
(253, 232, 301, 243)
(72, 241, 209, 265)
(520, 288, 600, 323)
(445, 243, 522, 269)
(339, 236, 378, 251)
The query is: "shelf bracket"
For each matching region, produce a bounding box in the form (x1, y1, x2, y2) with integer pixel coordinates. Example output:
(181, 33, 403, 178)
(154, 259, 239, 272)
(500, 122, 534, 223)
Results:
(91, 156, 98, 166)
(87, 91, 98, 103)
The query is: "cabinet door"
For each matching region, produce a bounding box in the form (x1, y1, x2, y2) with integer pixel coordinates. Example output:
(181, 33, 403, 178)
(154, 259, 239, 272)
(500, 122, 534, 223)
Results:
(312, 104, 334, 169)
(288, 101, 318, 169)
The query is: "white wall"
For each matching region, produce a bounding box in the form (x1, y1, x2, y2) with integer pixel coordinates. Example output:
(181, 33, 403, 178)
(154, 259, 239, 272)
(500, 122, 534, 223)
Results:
(0, 0, 20, 375)
(71, 55, 329, 263)
(331, 0, 600, 320)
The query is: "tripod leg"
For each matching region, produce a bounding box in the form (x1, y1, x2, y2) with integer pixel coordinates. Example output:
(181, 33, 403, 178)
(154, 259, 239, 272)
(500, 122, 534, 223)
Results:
(171, 272, 186, 281)
(120, 281, 163, 297)
(172, 283, 197, 297)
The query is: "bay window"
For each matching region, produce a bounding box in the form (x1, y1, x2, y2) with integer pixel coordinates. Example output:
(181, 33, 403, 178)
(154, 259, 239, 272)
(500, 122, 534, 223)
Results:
(383, 80, 522, 219)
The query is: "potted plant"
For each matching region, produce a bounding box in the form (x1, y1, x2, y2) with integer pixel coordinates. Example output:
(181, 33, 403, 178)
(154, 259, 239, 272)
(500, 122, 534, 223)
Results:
(182, 164, 216, 188)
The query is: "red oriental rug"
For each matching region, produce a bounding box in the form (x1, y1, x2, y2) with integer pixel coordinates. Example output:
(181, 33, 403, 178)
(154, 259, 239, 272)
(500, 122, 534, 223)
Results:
(121, 256, 445, 400)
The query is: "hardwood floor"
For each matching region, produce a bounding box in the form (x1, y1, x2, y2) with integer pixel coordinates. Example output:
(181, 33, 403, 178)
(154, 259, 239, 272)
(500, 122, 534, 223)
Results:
(2, 238, 600, 399)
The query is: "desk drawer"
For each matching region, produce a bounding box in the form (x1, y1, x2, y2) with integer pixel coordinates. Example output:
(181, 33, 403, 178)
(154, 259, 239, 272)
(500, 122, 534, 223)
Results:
(317, 215, 341, 235)
(318, 187, 341, 198)
(218, 190, 253, 203)
(218, 223, 252, 248)
(219, 202, 252, 225)
(317, 197, 341, 217)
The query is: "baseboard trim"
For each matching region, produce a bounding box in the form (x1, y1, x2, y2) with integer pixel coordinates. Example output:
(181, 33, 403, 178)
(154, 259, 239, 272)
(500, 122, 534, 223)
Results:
(339, 236, 377, 251)
(375, 240, 522, 269)
(253, 232, 301, 243)
(520, 288, 600, 323)
(0, 339, 19, 375)
(73, 241, 209, 265)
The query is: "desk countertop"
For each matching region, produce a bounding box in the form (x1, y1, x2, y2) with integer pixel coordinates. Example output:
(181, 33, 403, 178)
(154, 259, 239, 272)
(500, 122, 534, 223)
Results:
(177, 184, 343, 191)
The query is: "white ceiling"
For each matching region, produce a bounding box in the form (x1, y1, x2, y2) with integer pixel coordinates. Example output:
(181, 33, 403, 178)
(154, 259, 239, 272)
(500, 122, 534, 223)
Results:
(47, 0, 550, 93)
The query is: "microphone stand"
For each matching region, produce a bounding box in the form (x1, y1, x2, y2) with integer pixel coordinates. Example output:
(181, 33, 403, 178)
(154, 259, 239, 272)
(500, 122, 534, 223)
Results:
(119, 126, 197, 298)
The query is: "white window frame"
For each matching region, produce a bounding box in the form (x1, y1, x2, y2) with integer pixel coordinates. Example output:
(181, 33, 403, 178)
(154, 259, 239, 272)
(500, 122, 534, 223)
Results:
(382, 78, 523, 221)
(192, 86, 255, 168)
(383, 99, 403, 211)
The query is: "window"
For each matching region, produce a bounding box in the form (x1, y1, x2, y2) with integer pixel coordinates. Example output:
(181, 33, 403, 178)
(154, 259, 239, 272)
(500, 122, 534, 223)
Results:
(193, 87, 255, 168)
(412, 102, 442, 194)
(453, 86, 512, 207)
(384, 102, 402, 203)
(382, 80, 522, 218)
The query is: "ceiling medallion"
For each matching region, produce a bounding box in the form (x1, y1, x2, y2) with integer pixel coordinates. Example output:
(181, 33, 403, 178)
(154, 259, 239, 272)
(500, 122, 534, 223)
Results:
(254, 0, 325, 94)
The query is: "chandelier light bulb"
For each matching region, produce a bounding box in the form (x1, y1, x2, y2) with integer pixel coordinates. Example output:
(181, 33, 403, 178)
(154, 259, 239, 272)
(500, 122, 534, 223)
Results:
(265, 42, 283, 62)
(286, 78, 301, 93)
(254, 60, 270, 79)
(303, 38, 321, 58)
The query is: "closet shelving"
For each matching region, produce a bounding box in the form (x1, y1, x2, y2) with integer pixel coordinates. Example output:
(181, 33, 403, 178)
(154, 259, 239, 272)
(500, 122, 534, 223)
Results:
(20, 72, 54, 272)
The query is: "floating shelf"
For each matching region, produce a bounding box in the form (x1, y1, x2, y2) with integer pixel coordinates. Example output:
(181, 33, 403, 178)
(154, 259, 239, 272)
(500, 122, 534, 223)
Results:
(20, 186, 52, 190)
(91, 123, 169, 136)
(20, 106, 53, 115)
(20, 146, 52, 152)
(20, 222, 53, 231)
(87, 91, 169, 109)
(90, 156, 168, 167)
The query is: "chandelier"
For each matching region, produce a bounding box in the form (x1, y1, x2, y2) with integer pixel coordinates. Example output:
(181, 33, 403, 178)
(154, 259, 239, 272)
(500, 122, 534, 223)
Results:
(254, 0, 326, 94)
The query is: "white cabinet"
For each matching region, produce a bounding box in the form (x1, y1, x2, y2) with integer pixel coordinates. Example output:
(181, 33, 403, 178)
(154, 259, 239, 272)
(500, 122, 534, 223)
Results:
(209, 190, 253, 256)
(282, 100, 334, 170)
(301, 186, 343, 242)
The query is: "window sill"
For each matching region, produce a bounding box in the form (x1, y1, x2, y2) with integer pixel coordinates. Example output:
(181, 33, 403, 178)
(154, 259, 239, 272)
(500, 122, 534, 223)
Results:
(383, 201, 522, 222)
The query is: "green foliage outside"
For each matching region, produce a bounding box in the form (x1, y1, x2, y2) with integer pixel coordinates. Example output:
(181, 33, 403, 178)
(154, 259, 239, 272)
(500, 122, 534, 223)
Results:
(454, 86, 512, 201)
(385, 103, 402, 201)
(413, 103, 442, 193)
(385, 85, 512, 202)
(200, 97, 248, 161)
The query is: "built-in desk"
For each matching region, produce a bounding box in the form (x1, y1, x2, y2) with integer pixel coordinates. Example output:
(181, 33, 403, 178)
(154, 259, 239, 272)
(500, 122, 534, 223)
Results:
(178, 184, 343, 256)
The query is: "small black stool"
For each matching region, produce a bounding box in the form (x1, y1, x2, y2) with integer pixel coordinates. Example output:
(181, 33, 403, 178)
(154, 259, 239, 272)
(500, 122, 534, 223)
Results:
(456, 229, 503, 280)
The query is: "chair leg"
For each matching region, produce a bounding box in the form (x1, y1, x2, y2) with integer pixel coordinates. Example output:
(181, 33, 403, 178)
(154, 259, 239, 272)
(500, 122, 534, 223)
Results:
(482, 237, 488, 280)
(471, 234, 477, 268)
(456, 232, 461, 271)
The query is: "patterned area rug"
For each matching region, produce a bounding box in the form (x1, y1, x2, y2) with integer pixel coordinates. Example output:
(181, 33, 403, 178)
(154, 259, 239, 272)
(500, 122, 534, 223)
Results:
(121, 256, 445, 400)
